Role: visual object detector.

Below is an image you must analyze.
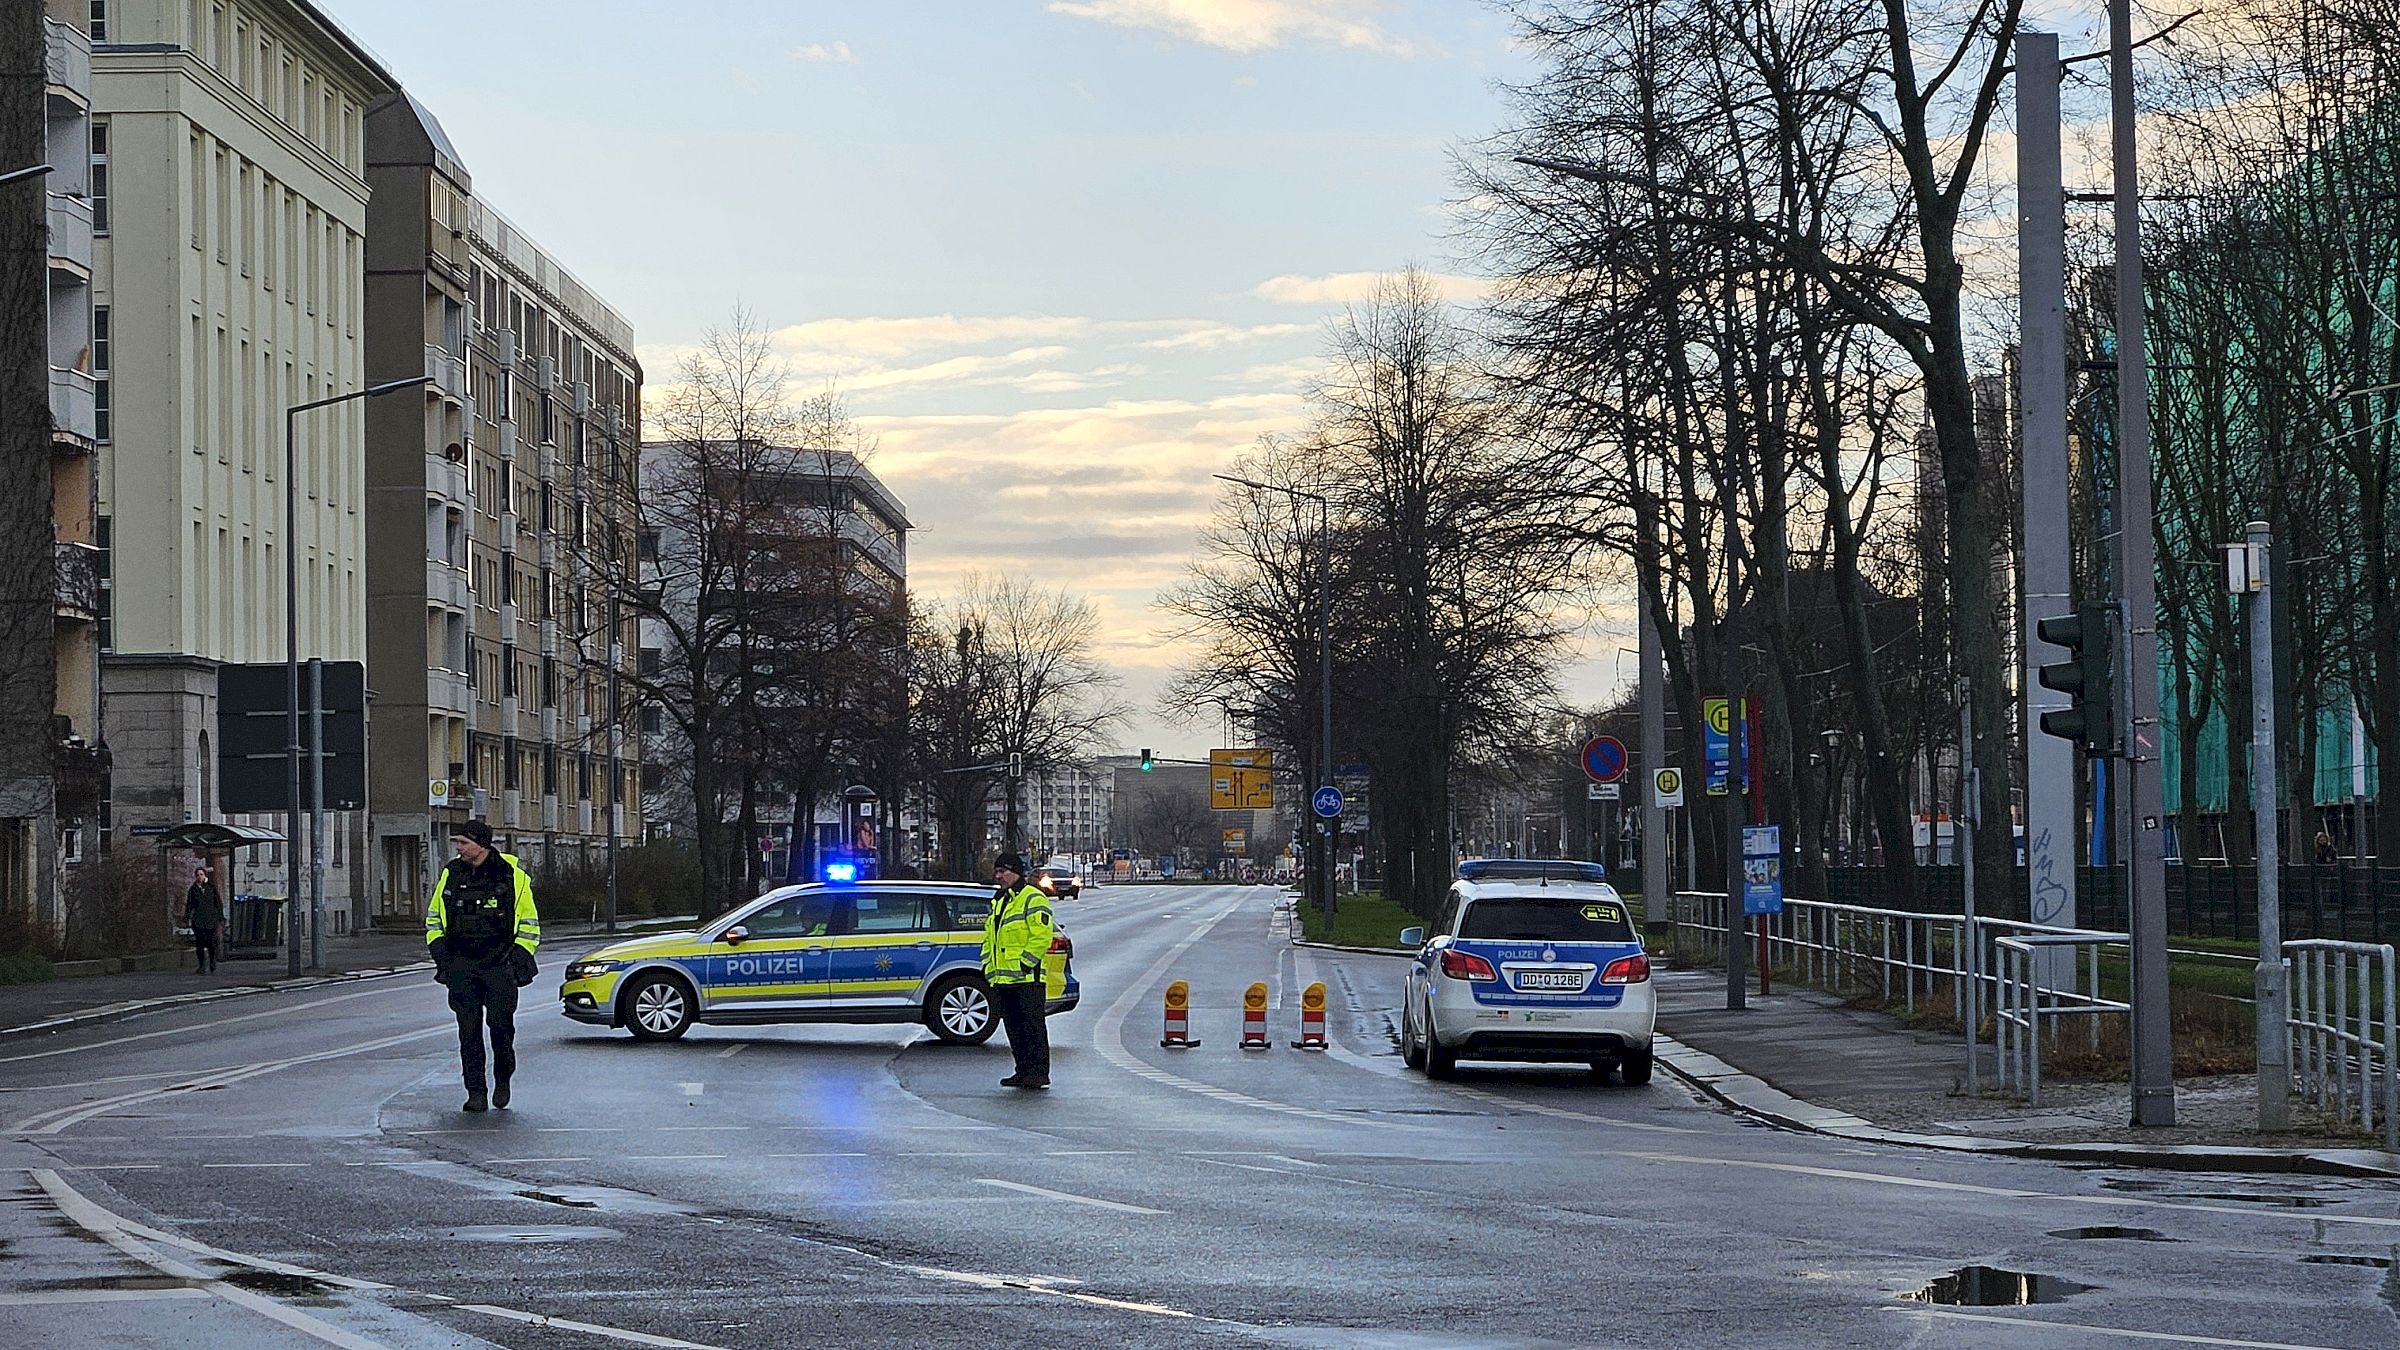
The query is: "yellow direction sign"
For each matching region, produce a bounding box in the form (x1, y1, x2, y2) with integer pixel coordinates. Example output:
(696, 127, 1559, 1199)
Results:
(1212, 767, 1275, 810)
(1210, 747, 1273, 768)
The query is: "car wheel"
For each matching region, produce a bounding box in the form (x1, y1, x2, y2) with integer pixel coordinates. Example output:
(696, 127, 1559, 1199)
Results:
(1619, 1043, 1655, 1086)
(1424, 1018, 1459, 1080)
(622, 972, 694, 1042)
(925, 974, 998, 1045)
(1400, 1000, 1426, 1070)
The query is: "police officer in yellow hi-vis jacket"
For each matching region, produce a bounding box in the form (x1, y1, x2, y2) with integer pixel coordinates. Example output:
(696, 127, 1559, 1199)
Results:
(982, 853, 1054, 1090)
(426, 820, 540, 1112)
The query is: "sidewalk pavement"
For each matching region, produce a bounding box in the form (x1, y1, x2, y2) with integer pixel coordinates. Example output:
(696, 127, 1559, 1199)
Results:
(0, 915, 697, 1040)
(1650, 966, 2400, 1179)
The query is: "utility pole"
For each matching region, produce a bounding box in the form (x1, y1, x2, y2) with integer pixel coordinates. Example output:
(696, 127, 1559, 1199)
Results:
(2111, 0, 2176, 1126)
(1640, 578, 1668, 927)
(604, 588, 620, 932)
(2236, 522, 2289, 1128)
(0, 10, 58, 942)
(2017, 32, 2078, 949)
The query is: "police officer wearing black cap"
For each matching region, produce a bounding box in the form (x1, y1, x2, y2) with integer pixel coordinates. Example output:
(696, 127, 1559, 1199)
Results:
(982, 853, 1055, 1089)
(426, 820, 540, 1112)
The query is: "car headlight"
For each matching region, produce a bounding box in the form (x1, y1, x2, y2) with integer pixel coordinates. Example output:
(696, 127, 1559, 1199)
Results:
(565, 960, 613, 981)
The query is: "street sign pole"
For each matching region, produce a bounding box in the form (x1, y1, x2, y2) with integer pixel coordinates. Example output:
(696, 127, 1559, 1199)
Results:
(308, 657, 326, 972)
(2239, 522, 2289, 1129)
(1640, 585, 1668, 926)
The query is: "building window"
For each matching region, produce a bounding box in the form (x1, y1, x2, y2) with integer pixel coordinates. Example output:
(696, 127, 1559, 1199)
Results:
(641, 705, 662, 736)
(89, 121, 108, 234)
(88, 2, 107, 42)
(92, 306, 110, 442)
(637, 529, 658, 563)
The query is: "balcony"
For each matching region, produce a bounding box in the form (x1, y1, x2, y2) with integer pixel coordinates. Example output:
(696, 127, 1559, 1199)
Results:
(576, 713, 592, 740)
(500, 509, 521, 540)
(425, 344, 467, 400)
(425, 559, 469, 612)
(497, 418, 516, 461)
(540, 707, 559, 743)
(503, 790, 521, 826)
(47, 193, 92, 279)
(53, 541, 99, 621)
(492, 328, 517, 367)
(54, 738, 107, 810)
(499, 602, 517, 643)
(428, 668, 470, 716)
(49, 367, 95, 446)
(571, 381, 591, 416)
(542, 794, 559, 832)
(44, 19, 90, 106)
(537, 354, 555, 391)
(535, 438, 554, 482)
(580, 801, 595, 834)
(536, 534, 556, 568)
(538, 623, 557, 658)
(426, 450, 468, 506)
(501, 693, 519, 726)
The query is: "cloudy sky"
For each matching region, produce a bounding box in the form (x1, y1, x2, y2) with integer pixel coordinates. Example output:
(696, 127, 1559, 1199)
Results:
(340, 1, 1604, 757)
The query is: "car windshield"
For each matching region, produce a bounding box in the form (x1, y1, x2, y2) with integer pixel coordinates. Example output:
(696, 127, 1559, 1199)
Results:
(1458, 895, 1636, 943)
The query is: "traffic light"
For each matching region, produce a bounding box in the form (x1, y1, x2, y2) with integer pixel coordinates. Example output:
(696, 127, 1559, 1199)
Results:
(2035, 605, 2118, 756)
(1139, 748, 1154, 772)
(1007, 752, 1023, 778)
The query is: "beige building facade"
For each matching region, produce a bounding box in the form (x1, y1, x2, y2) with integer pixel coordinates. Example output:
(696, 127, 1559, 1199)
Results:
(91, 0, 393, 922)
(361, 89, 643, 923)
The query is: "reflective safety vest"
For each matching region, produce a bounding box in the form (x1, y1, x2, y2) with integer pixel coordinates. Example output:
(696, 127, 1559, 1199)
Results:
(981, 883, 1053, 986)
(426, 851, 541, 965)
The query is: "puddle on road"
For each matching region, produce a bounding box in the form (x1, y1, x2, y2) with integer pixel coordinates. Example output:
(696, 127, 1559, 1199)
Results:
(2301, 1254, 2395, 1269)
(2048, 1226, 2174, 1242)
(513, 1188, 600, 1209)
(219, 1269, 344, 1299)
(1903, 1266, 2094, 1306)
(2099, 1178, 2339, 1208)
(442, 1224, 622, 1244)
(33, 1274, 196, 1293)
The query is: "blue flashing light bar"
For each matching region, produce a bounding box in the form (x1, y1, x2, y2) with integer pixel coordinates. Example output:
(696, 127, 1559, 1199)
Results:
(823, 861, 859, 883)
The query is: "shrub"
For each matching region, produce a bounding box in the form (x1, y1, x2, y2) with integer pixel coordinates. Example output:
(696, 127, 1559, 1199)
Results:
(61, 852, 174, 960)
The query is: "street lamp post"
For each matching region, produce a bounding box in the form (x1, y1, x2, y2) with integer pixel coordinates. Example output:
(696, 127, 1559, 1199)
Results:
(1214, 473, 1332, 922)
(0, 164, 53, 187)
(284, 376, 431, 976)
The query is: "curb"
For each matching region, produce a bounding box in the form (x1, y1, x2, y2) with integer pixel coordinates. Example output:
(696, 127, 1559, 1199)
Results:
(1653, 1034, 2400, 1180)
(0, 925, 673, 1042)
(1290, 939, 1415, 958)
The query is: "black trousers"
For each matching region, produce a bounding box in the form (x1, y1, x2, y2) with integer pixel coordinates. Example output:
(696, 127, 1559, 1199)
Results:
(992, 981, 1050, 1082)
(445, 962, 520, 1093)
(190, 927, 218, 973)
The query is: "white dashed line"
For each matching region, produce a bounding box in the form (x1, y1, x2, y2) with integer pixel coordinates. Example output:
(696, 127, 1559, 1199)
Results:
(974, 1178, 1165, 1215)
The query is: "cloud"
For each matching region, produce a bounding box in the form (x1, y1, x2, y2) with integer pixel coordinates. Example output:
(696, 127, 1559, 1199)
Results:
(789, 41, 856, 63)
(1047, 0, 1426, 57)
(1253, 269, 1492, 304)
(1135, 321, 1312, 351)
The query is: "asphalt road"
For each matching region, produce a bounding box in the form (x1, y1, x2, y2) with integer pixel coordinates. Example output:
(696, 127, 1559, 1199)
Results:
(3, 883, 2396, 1349)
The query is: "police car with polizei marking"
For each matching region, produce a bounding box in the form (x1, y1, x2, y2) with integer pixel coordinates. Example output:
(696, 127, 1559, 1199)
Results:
(559, 880, 1078, 1044)
(1397, 860, 1655, 1083)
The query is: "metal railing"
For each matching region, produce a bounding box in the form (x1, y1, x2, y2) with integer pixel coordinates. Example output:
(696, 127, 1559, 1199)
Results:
(2286, 940, 2398, 1151)
(1674, 891, 2124, 1101)
(1993, 932, 2129, 1106)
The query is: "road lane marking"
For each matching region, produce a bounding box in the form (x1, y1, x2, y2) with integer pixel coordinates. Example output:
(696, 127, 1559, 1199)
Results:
(485, 1157, 593, 1164)
(66, 1163, 161, 1171)
(0, 1069, 195, 1094)
(0, 1287, 213, 1305)
(536, 1126, 625, 1132)
(458, 1303, 730, 1348)
(1092, 891, 1410, 1128)
(624, 1154, 727, 1161)
(0, 985, 415, 1065)
(202, 1161, 310, 1169)
(714, 1043, 747, 1059)
(656, 1125, 749, 1132)
(678, 1082, 704, 1095)
(12, 1025, 450, 1135)
(34, 1168, 394, 1350)
(1626, 1151, 2400, 1230)
(1887, 1307, 2356, 1349)
(765, 1151, 870, 1159)
(974, 1178, 1166, 1215)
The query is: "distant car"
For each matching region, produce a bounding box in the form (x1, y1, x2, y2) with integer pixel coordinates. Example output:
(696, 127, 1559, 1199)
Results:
(560, 881, 1078, 1044)
(1398, 869, 1654, 1083)
(1031, 865, 1081, 900)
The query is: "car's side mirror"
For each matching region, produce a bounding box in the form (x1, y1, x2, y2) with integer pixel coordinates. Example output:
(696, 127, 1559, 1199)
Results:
(1399, 926, 1424, 947)
(722, 926, 748, 946)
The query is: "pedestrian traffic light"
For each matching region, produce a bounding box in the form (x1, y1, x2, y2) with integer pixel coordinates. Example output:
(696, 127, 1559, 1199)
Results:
(1007, 752, 1023, 778)
(2035, 605, 2118, 756)
(1139, 748, 1154, 772)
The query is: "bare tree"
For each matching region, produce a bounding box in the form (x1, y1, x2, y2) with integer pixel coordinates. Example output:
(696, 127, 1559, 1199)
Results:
(963, 573, 1130, 852)
(1128, 783, 1217, 862)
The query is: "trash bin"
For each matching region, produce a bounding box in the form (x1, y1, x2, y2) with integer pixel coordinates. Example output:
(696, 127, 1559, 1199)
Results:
(225, 894, 284, 957)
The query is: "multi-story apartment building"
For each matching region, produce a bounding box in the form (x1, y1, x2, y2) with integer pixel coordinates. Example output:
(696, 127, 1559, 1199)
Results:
(636, 447, 907, 874)
(359, 95, 643, 925)
(991, 763, 1114, 862)
(89, 0, 394, 920)
(0, 1, 106, 937)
